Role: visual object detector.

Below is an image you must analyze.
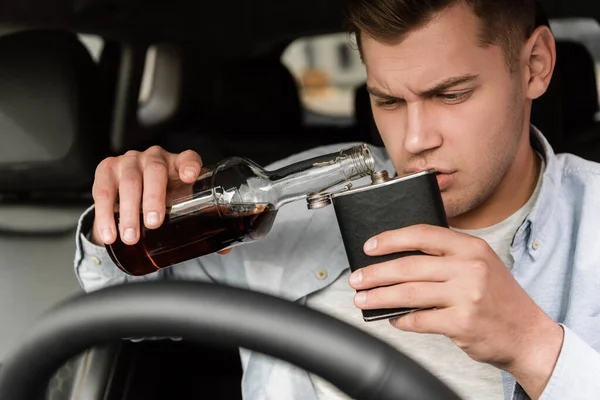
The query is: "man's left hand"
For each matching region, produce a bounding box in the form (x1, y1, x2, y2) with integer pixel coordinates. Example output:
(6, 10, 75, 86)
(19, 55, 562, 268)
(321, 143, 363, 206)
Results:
(348, 224, 564, 399)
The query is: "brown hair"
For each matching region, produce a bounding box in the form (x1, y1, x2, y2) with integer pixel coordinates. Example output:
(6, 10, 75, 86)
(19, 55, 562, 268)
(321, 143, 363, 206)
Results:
(345, 0, 537, 71)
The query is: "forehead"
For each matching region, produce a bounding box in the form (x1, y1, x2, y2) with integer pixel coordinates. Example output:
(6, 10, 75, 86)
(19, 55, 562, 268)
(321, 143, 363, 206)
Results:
(361, 2, 505, 90)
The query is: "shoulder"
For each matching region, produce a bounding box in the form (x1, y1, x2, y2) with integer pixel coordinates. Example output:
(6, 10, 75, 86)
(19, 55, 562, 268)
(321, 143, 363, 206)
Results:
(262, 141, 394, 243)
(263, 142, 381, 234)
(556, 153, 600, 189)
(552, 153, 600, 224)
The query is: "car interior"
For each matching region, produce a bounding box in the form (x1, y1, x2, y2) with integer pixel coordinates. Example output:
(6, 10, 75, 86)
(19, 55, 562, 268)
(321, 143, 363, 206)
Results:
(1, 0, 600, 398)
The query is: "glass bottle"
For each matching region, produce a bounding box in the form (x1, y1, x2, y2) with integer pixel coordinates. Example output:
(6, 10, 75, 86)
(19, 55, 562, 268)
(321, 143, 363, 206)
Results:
(105, 143, 375, 276)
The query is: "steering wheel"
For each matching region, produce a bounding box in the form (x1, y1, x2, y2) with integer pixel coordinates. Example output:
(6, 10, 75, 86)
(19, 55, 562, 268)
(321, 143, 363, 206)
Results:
(0, 281, 462, 400)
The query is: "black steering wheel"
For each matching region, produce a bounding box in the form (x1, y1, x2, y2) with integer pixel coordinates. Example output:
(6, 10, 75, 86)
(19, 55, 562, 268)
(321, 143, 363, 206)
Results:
(0, 281, 462, 400)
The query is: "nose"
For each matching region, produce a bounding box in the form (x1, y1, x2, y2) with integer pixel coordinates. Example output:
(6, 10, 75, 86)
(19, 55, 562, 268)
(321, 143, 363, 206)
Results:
(403, 102, 442, 155)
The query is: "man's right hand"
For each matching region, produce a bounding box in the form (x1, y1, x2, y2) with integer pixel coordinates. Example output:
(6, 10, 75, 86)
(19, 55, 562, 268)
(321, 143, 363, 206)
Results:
(91, 145, 203, 246)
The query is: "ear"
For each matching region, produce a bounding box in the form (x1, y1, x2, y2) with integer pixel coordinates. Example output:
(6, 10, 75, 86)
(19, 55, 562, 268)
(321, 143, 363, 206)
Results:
(522, 25, 556, 100)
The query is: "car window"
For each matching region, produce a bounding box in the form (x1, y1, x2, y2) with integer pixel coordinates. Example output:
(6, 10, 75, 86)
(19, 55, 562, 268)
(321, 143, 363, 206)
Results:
(78, 33, 104, 61)
(281, 33, 366, 123)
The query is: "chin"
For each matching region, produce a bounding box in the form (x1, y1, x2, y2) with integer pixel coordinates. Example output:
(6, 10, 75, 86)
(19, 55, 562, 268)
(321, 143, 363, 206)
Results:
(442, 204, 462, 220)
(440, 191, 474, 220)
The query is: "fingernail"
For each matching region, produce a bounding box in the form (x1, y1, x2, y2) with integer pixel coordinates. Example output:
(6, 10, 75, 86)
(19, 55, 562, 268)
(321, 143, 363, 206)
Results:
(124, 228, 136, 242)
(184, 167, 196, 179)
(146, 211, 159, 226)
(354, 291, 367, 305)
(102, 229, 112, 243)
(389, 318, 398, 325)
(349, 270, 363, 286)
(364, 238, 378, 252)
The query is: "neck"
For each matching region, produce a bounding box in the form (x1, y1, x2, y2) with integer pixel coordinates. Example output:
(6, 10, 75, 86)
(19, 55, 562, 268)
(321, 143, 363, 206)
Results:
(448, 134, 541, 230)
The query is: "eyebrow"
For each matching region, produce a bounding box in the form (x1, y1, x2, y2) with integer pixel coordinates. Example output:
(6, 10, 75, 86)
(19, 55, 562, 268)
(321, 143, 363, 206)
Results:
(367, 74, 479, 100)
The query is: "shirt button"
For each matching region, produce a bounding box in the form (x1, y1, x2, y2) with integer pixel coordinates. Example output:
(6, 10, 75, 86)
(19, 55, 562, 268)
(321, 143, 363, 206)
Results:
(316, 270, 328, 280)
(91, 256, 101, 265)
(531, 240, 539, 250)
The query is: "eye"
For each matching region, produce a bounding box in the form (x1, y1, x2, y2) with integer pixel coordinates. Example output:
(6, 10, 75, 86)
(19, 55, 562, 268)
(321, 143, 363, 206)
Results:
(374, 98, 403, 110)
(438, 90, 472, 104)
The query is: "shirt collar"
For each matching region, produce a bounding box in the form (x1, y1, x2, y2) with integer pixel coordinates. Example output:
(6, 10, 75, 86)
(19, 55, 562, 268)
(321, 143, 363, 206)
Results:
(514, 125, 561, 248)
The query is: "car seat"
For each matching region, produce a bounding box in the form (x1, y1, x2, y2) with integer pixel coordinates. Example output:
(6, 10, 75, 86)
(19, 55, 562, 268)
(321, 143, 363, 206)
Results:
(0, 29, 111, 199)
(0, 28, 113, 399)
(553, 40, 600, 161)
(143, 46, 305, 166)
(207, 53, 306, 166)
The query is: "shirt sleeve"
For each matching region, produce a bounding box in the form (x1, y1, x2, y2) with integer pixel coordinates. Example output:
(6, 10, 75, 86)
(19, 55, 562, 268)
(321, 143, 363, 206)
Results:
(73, 204, 171, 293)
(536, 323, 600, 400)
(73, 205, 230, 343)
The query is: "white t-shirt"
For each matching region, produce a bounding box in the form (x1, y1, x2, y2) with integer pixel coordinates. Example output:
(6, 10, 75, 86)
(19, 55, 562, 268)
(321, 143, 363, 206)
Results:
(304, 158, 544, 400)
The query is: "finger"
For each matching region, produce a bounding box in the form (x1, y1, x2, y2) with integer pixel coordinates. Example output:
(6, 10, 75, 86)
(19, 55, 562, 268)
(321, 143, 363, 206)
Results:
(349, 255, 456, 290)
(174, 150, 203, 184)
(141, 156, 169, 229)
(354, 282, 452, 310)
(116, 154, 143, 245)
(91, 158, 119, 244)
(364, 224, 479, 257)
(389, 308, 448, 335)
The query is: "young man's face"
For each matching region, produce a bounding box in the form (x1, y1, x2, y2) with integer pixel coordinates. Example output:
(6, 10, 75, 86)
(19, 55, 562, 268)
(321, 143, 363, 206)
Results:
(361, 2, 533, 220)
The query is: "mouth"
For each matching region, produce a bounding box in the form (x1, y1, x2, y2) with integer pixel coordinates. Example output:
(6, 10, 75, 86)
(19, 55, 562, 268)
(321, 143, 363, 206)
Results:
(434, 171, 455, 191)
(406, 167, 455, 175)
(405, 168, 455, 191)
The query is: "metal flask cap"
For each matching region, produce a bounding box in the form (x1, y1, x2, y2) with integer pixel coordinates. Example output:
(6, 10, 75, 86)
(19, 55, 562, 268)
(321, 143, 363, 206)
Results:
(306, 170, 392, 210)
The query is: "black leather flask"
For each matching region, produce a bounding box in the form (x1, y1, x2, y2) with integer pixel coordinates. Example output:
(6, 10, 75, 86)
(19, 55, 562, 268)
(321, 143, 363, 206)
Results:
(307, 169, 448, 321)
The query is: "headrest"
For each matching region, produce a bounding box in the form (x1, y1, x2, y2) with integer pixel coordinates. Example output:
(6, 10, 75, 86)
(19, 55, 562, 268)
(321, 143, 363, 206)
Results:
(210, 56, 303, 136)
(0, 29, 111, 197)
(534, 0, 550, 28)
(555, 40, 599, 130)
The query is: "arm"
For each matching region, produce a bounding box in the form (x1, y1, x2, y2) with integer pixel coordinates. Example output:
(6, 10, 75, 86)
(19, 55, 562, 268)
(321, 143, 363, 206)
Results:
(74, 204, 216, 343)
(349, 224, 600, 400)
(515, 324, 600, 400)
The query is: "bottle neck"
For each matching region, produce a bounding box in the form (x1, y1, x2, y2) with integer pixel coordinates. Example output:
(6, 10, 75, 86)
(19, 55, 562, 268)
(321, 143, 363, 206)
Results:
(269, 144, 375, 208)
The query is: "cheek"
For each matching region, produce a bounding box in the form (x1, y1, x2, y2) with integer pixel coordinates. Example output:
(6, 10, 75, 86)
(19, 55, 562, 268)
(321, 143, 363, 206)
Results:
(439, 90, 514, 158)
(372, 108, 407, 152)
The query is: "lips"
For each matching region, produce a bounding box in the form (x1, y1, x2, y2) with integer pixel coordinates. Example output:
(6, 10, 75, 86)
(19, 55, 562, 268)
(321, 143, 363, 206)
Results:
(406, 167, 455, 175)
(435, 172, 454, 191)
(405, 168, 455, 191)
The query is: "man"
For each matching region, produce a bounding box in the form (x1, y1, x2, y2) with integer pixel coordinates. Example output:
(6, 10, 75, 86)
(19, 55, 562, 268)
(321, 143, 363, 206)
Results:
(74, 0, 600, 399)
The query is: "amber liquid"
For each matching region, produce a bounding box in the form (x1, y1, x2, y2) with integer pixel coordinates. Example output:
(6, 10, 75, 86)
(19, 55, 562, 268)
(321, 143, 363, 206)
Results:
(106, 203, 277, 276)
